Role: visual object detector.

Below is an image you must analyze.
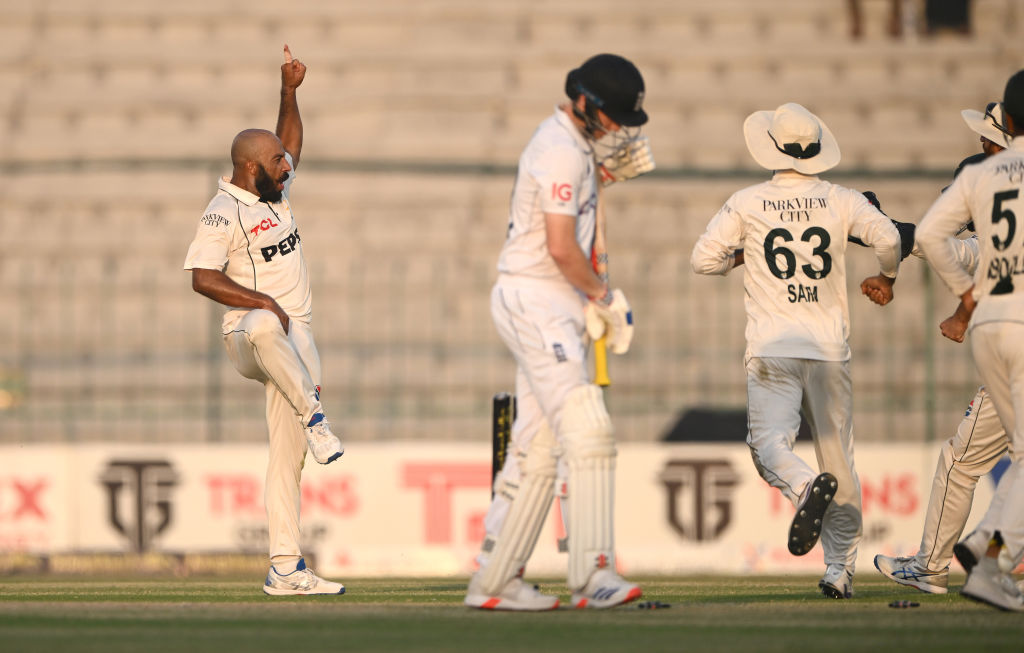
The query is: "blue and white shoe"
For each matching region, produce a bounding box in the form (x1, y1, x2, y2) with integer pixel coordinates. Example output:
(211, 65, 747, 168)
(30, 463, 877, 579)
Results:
(263, 558, 345, 596)
(305, 414, 343, 465)
(873, 554, 948, 594)
(571, 569, 642, 609)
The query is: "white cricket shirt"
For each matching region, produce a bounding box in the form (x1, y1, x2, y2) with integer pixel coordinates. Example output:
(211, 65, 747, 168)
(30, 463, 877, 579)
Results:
(183, 153, 311, 333)
(497, 108, 599, 289)
(692, 171, 901, 361)
(918, 138, 1024, 328)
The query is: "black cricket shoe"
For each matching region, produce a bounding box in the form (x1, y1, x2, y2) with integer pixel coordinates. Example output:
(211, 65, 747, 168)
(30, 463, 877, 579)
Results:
(788, 472, 837, 556)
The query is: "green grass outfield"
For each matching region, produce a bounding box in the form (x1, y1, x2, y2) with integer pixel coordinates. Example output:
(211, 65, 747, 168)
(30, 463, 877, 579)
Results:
(1, 574, 1022, 653)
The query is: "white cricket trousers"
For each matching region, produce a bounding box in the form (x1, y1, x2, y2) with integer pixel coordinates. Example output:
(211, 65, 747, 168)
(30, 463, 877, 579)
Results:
(223, 308, 324, 563)
(745, 356, 862, 571)
(483, 278, 589, 539)
(914, 386, 1007, 572)
(968, 322, 1024, 566)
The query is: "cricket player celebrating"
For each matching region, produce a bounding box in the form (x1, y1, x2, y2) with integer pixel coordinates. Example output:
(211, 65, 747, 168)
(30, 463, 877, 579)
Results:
(183, 46, 345, 595)
(691, 103, 901, 599)
(465, 53, 653, 611)
(874, 102, 1011, 595)
(917, 70, 1024, 612)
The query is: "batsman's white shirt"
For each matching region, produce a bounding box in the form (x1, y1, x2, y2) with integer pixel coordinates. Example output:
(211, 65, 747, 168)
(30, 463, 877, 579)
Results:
(490, 107, 600, 463)
(691, 171, 901, 361)
(183, 153, 311, 333)
(497, 108, 598, 287)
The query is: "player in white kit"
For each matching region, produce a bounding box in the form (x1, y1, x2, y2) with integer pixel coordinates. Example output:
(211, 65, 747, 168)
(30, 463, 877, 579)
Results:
(917, 70, 1024, 611)
(183, 46, 345, 596)
(691, 103, 901, 599)
(464, 54, 653, 611)
(874, 102, 1011, 594)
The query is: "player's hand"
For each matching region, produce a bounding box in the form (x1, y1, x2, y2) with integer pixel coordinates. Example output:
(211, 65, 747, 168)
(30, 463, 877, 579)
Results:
(861, 274, 894, 306)
(264, 297, 291, 333)
(940, 302, 970, 343)
(585, 288, 634, 354)
(281, 44, 306, 91)
(599, 136, 655, 186)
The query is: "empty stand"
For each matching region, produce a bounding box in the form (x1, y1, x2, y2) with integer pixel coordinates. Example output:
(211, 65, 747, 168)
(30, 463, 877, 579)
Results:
(0, 0, 1017, 444)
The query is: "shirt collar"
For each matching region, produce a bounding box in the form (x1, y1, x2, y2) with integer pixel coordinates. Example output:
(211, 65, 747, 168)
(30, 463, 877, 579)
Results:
(771, 169, 819, 182)
(218, 176, 261, 206)
(554, 105, 595, 155)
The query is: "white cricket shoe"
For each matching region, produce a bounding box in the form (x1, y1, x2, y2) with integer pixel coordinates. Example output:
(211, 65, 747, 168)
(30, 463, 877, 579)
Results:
(788, 473, 837, 556)
(464, 572, 560, 611)
(305, 414, 343, 464)
(961, 557, 1024, 612)
(571, 569, 643, 609)
(953, 530, 988, 573)
(263, 558, 345, 596)
(819, 563, 853, 599)
(873, 554, 948, 594)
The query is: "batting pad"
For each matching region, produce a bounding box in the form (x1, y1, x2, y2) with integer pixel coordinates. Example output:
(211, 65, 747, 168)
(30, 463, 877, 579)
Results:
(479, 423, 558, 595)
(560, 384, 617, 591)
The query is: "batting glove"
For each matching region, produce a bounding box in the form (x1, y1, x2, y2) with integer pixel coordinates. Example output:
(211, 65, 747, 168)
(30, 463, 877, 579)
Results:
(585, 289, 634, 354)
(599, 136, 655, 186)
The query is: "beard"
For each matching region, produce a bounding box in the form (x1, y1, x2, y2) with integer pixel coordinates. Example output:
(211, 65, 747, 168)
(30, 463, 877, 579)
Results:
(254, 164, 287, 203)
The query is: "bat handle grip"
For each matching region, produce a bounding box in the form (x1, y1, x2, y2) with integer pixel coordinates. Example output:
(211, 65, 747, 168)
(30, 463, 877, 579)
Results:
(594, 335, 610, 387)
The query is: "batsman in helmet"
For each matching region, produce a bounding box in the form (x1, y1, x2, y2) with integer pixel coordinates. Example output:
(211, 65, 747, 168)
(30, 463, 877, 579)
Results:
(465, 54, 654, 610)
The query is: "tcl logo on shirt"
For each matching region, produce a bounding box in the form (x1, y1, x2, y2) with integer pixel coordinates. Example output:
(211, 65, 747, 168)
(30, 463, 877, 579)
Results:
(250, 217, 280, 238)
(552, 183, 573, 202)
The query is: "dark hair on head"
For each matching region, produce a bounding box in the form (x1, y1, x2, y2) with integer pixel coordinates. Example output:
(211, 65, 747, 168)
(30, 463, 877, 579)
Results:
(1003, 69, 1024, 127)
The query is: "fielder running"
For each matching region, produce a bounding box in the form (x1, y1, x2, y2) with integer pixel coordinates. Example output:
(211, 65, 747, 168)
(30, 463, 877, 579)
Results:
(917, 69, 1024, 612)
(465, 53, 653, 611)
(183, 46, 345, 596)
(691, 103, 901, 599)
(873, 102, 1011, 595)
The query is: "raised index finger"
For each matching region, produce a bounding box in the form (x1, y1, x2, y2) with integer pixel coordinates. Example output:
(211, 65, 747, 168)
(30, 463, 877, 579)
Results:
(283, 44, 293, 64)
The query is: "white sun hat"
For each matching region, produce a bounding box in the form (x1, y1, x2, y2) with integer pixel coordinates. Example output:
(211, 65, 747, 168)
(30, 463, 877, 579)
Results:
(961, 102, 1012, 148)
(743, 102, 841, 175)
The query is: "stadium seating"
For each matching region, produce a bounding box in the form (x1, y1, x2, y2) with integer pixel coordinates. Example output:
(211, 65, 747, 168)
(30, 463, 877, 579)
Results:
(0, 0, 1019, 443)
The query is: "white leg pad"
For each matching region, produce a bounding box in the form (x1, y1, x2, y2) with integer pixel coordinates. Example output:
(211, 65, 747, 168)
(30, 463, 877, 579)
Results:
(561, 384, 617, 591)
(478, 422, 558, 595)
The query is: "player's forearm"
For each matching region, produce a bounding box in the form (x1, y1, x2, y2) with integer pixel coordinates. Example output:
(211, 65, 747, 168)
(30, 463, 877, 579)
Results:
(191, 268, 280, 313)
(551, 247, 606, 298)
(277, 88, 303, 166)
(860, 219, 901, 278)
(918, 221, 974, 296)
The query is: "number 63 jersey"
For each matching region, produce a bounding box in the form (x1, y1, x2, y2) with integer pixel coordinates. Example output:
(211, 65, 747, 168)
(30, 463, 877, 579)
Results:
(919, 140, 1024, 328)
(691, 170, 901, 362)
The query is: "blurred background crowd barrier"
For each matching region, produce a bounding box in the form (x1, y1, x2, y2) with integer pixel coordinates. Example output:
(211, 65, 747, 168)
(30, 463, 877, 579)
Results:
(1, 0, 1021, 446)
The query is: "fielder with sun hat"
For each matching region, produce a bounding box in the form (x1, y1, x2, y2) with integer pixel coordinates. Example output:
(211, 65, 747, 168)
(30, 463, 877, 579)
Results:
(917, 69, 1024, 612)
(872, 101, 1010, 596)
(692, 103, 901, 599)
